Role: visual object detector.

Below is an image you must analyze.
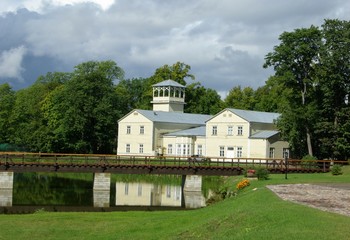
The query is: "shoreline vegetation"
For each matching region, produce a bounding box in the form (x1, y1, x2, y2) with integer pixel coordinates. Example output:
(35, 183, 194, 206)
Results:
(0, 166, 349, 239)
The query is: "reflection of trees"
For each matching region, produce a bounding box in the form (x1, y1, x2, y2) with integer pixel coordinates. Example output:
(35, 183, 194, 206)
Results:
(13, 173, 93, 206)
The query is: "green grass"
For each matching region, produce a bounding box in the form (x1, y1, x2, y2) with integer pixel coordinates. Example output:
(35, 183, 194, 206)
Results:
(1, 166, 350, 240)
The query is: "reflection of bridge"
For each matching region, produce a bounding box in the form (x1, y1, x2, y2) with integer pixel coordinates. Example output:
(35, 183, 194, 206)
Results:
(0, 152, 343, 176)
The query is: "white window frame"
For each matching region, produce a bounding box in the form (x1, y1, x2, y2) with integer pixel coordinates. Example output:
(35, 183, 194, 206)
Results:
(126, 144, 130, 153)
(227, 126, 233, 135)
(237, 126, 243, 136)
(139, 144, 144, 154)
(219, 146, 225, 157)
(283, 148, 289, 159)
(176, 144, 181, 155)
(237, 146, 243, 158)
(126, 125, 131, 134)
(167, 144, 173, 154)
(140, 125, 144, 134)
(212, 126, 218, 135)
(197, 144, 203, 156)
(269, 147, 275, 158)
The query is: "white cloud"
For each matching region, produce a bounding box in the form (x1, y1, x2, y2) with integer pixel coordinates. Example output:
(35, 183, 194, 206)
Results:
(0, 46, 27, 81)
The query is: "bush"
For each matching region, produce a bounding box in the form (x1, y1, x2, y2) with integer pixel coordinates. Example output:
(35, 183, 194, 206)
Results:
(256, 168, 270, 180)
(301, 155, 319, 169)
(331, 164, 343, 175)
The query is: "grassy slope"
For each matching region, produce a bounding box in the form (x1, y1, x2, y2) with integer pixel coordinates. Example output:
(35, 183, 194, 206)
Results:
(1, 167, 350, 240)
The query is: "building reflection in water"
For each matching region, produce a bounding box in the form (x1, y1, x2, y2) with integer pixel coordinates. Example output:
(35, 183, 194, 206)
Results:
(115, 182, 205, 208)
(0, 189, 12, 207)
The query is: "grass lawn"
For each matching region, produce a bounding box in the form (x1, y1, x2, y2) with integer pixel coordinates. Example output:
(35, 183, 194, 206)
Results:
(0, 166, 349, 240)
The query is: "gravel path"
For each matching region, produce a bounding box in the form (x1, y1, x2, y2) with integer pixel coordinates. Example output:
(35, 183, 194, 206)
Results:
(266, 183, 350, 217)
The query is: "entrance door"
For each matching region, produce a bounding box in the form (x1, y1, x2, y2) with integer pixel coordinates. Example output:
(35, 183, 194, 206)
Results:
(226, 147, 234, 158)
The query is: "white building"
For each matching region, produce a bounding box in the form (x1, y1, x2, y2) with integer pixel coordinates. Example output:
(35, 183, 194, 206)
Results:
(117, 79, 289, 159)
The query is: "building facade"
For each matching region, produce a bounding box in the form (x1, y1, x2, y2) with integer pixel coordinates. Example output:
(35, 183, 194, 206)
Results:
(117, 79, 289, 159)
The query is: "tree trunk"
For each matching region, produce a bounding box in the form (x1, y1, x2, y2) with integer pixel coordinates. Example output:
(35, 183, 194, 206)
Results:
(302, 84, 313, 156)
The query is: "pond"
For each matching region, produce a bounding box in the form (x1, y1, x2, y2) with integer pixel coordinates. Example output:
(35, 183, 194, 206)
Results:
(0, 172, 224, 213)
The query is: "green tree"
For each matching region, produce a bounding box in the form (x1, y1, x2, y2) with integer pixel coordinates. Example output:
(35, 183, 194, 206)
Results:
(224, 86, 256, 110)
(315, 19, 350, 159)
(0, 83, 15, 143)
(115, 78, 150, 112)
(264, 26, 322, 157)
(185, 83, 223, 114)
(43, 60, 124, 153)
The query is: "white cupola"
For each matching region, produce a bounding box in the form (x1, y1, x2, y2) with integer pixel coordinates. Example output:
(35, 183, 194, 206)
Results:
(151, 79, 186, 112)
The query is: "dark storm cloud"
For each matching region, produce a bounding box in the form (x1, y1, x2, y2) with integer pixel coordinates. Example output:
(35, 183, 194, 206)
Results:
(0, 0, 349, 95)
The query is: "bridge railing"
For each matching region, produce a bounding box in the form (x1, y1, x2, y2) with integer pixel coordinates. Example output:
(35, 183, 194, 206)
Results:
(0, 152, 348, 173)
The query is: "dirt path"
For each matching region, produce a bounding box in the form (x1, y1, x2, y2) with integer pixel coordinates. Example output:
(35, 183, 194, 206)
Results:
(266, 183, 350, 217)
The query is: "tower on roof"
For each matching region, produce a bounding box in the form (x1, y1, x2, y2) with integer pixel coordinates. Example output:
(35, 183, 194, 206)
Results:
(151, 79, 185, 112)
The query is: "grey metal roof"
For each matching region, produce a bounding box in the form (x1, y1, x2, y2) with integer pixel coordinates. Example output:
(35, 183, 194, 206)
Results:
(152, 79, 185, 88)
(250, 130, 279, 139)
(163, 126, 206, 137)
(137, 110, 212, 125)
(227, 108, 280, 124)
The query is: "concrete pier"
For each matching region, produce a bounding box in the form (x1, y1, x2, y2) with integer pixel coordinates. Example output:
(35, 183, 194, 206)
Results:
(183, 175, 202, 192)
(0, 172, 13, 207)
(93, 173, 111, 207)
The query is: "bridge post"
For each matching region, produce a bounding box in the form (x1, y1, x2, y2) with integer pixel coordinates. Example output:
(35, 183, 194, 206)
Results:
(182, 175, 204, 208)
(93, 173, 111, 207)
(0, 172, 13, 207)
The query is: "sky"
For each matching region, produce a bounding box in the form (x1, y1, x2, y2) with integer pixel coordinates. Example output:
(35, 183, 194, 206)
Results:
(0, 0, 349, 97)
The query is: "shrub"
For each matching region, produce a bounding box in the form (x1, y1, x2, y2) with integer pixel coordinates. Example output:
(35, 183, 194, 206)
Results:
(256, 168, 270, 180)
(331, 164, 343, 175)
(301, 155, 319, 169)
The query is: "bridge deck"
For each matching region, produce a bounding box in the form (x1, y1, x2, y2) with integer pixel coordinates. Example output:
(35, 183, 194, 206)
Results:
(0, 153, 346, 176)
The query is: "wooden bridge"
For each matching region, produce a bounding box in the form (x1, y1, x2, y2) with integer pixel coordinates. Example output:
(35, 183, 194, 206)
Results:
(0, 152, 345, 176)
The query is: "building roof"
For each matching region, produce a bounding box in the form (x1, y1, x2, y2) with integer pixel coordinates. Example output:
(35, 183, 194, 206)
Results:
(226, 108, 280, 124)
(249, 130, 280, 139)
(152, 79, 185, 88)
(163, 126, 206, 137)
(125, 109, 212, 125)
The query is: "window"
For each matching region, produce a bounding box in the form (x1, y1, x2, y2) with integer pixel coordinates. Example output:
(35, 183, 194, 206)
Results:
(283, 148, 290, 159)
(212, 126, 218, 135)
(176, 144, 181, 155)
(168, 144, 173, 154)
(126, 125, 131, 134)
(227, 126, 233, 135)
(197, 144, 203, 156)
(139, 144, 144, 154)
(140, 126, 144, 134)
(137, 184, 142, 196)
(124, 183, 129, 195)
(182, 144, 187, 155)
(269, 148, 275, 158)
(166, 185, 171, 198)
(237, 126, 243, 136)
(187, 144, 190, 155)
(126, 144, 130, 153)
(237, 147, 243, 158)
(219, 146, 225, 157)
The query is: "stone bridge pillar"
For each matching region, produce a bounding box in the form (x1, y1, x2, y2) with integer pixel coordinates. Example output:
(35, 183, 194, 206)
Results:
(93, 173, 111, 208)
(0, 172, 13, 207)
(181, 175, 204, 208)
(183, 175, 202, 192)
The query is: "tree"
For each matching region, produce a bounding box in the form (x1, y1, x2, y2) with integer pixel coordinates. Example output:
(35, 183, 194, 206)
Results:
(224, 86, 256, 110)
(42, 60, 124, 153)
(0, 83, 15, 143)
(149, 61, 195, 86)
(185, 83, 223, 115)
(115, 78, 151, 112)
(264, 26, 322, 157)
(315, 19, 350, 159)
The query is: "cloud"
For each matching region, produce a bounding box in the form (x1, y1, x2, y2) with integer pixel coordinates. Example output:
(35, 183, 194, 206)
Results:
(0, 46, 27, 81)
(1, 0, 350, 93)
